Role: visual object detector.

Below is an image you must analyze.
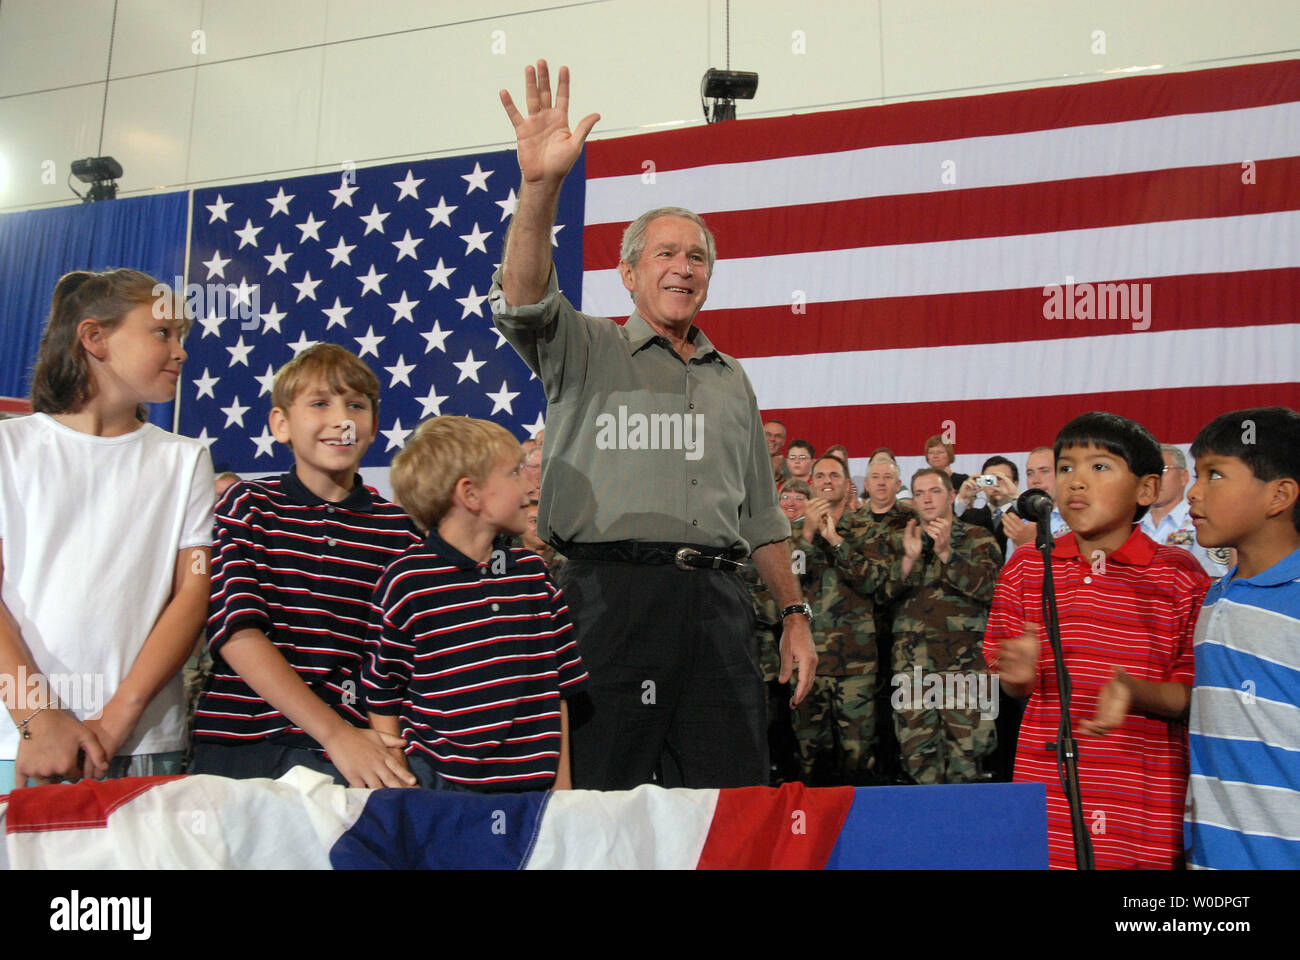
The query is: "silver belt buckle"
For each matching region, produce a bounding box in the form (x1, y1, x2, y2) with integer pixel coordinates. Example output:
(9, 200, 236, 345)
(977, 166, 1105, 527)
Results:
(675, 547, 700, 570)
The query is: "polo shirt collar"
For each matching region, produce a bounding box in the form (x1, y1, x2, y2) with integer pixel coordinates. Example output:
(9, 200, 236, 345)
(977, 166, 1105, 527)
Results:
(1230, 546, 1300, 588)
(425, 531, 521, 572)
(1052, 524, 1156, 566)
(624, 311, 729, 368)
(281, 467, 375, 511)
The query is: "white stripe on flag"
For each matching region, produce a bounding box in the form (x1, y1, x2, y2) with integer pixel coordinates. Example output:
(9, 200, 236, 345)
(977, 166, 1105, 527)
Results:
(582, 210, 1300, 316)
(527, 784, 718, 869)
(743, 324, 1300, 410)
(585, 102, 1300, 223)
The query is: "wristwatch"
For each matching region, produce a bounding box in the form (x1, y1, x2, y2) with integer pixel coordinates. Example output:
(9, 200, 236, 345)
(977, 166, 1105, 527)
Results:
(781, 601, 813, 621)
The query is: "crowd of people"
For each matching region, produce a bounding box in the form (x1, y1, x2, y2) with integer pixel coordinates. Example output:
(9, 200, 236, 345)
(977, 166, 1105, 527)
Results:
(0, 60, 1296, 873)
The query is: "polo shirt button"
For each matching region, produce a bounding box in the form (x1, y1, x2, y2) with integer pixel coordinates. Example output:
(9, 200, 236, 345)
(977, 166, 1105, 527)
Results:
(327, 538, 337, 547)
(491, 603, 500, 611)
(1083, 575, 1092, 584)
(689, 402, 695, 410)
(326, 505, 335, 513)
(691, 479, 698, 485)
(692, 519, 698, 526)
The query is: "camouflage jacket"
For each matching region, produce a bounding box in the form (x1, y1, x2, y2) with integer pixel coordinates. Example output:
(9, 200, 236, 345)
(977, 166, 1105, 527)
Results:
(741, 519, 801, 681)
(880, 517, 1002, 672)
(797, 505, 905, 676)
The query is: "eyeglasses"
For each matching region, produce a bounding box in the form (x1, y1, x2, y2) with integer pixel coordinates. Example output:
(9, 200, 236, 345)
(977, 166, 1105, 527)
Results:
(786, 454, 811, 462)
(780, 495, 808, 503)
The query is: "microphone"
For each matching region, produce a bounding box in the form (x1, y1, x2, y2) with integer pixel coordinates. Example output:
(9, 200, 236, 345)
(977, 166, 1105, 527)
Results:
(1016, 488, 1054, 523)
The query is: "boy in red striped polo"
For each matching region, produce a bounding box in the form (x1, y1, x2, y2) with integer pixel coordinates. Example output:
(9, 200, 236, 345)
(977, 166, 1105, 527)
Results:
(984, 412, 1210, 869)
(362, 416, 588, 792)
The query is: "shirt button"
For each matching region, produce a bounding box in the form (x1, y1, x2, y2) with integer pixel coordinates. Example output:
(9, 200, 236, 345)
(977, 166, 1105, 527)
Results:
(691, 479, 698, 486)
(689, 402, 695, 410)
(1083, 575, 1092, 584)
(491, 603, 500, 612)
(326, 538, 337, 547)
(692, 519, 698, 526)
(326, 505, 335, 513)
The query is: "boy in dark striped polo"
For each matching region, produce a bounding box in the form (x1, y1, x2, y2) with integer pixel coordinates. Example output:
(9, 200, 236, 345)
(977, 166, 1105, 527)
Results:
(362, 416, 588, 792)
(191, 345, 420, 788)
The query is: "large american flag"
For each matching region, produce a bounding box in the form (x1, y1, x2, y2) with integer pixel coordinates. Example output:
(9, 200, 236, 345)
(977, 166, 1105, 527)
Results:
(180, 149, 585, 479)
(580, 58, 1300, 480)
(180, 60, 1300, 486)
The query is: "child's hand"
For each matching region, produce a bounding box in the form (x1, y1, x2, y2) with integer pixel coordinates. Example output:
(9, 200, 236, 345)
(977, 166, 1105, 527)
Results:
(15, 709, 109, 786)
(325, 726, 417, 789)
(82, 698, 140, 765)
(1080, 667, 1133, 737)
(997, 623, 1041, 687)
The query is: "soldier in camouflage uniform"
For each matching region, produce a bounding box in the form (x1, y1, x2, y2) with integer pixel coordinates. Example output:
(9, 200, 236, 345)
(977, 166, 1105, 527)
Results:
(880, 468, 1002, 784)
(792, 455, 904, 785)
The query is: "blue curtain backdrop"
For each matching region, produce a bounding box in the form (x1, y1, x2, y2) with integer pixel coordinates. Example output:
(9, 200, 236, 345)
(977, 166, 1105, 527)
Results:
(0, 192, 189, 428)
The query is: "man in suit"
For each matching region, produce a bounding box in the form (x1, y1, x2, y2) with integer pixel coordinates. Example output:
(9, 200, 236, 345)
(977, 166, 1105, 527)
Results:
(953, 455, 1020, 559)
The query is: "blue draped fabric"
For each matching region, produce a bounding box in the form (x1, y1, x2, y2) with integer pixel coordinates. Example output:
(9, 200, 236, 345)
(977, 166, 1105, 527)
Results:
(0, 193, 189, 428)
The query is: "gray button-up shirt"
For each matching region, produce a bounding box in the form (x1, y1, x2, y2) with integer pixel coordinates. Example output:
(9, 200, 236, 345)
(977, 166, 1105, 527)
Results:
(490, 267, 788, 553)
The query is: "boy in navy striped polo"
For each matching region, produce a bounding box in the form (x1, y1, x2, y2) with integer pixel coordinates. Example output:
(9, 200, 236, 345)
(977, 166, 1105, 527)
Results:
(986, 412, 1211, 868)
(1184, 407, 1300, 868)
(191, 344, 420, 788)
(363, 416, 588, 792)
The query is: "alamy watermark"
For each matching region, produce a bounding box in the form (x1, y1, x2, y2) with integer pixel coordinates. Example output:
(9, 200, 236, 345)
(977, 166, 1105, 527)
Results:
(153, 277, 262, 329)
(1, 666, 105, 713)
(1042, 275, 1151, 330)
(890, 666, 999, 720)
(594, 405, 704, 461)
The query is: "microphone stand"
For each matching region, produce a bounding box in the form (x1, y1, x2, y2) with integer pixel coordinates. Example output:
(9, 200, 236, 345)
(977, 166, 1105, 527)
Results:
(1025, 494, 1095, 870)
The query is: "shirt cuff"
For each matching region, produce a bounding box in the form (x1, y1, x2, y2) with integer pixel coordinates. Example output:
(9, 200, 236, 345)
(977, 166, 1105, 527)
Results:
(489, 264, 561, 327)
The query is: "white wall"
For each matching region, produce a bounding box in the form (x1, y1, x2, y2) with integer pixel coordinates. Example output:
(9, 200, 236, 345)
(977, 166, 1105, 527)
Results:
(2, 0, 1298, 212)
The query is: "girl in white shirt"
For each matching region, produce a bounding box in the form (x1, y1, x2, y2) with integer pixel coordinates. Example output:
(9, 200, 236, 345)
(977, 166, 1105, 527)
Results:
(0, 269, 214, 791)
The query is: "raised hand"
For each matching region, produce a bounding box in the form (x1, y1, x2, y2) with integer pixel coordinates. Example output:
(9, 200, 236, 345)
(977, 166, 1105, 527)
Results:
(499, 60, 600, 187)
(997, 623, 1041, 688)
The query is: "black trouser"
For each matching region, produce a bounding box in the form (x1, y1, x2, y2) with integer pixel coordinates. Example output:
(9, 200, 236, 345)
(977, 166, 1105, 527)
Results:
(562, 559, 768, 790)
(189, 736, 347, 784)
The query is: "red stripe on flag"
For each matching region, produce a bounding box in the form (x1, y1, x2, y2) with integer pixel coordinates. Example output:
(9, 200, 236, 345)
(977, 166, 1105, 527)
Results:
(586, 60, 1300, 178)
(0, 396, 31, 415)
(584, 159, 1300, 267)
(697, 782, 854, 869)
(4, 776, 179, 833)
(602, 269, 1300, 357)
(762, 383, 1300, 457)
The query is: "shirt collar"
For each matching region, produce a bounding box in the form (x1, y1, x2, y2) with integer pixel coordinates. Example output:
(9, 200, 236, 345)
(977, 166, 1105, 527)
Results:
(1052, 525, 1156, 566)
(623, 311, 729, 368)
(1229, 546, 1300, 588)
(281, 467, 375, 511)
(425, 531, 521, 572)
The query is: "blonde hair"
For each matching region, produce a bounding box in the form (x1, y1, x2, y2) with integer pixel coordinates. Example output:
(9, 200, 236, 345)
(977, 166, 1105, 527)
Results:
(391, 416, 521, 533)
(271, 343, 379, 413)
(30, 268, 173, 415)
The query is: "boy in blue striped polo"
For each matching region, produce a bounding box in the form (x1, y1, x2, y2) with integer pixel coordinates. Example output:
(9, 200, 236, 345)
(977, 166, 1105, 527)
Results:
(1184, 406, 1300, 868)
(362, 416, 588, 792)
(191, 344, 420, 788)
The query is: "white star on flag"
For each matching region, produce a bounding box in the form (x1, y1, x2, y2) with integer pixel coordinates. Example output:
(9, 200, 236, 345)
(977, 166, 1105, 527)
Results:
(263, 244, 293, 274)
(420, 320, 452, 353)
(251, 425, 277, 458)
(193, 368, 220, 399)
(391, 229, 422, 261)
(296, 212, 325, 243)
(381, 418, 413, 452)
(359, 204, 390, 235)
(259, 302, 287, 334)
(460, 222, 491, 255)
(356, 265, 387, 296)
(322, 297, 352, 329)
(385, 354, 416, 387)
(424, 257, 455, 290)
(417, 383, 450, 417)
(461, 162, 493, 194)
(388, 291, 419, 323)
(292, 271, 323, 301)
(198, 311, 225, 339)
(254, 364, 276, 396)
(426, 196, 457, 228)
(202, 249, 231, 279)
(221, 396, 250, 428)
(456, 285, 488, 319)
(551, 224, 564, 246)
(266, 187, 294, 216)
(329, 177, 359, 207)
(354, 325, 385, 358)
(193, 428, 217, 451)
(394, 170, 425, 200)
(205, 194, 232, 222)
(234, 219, 263, 249)
(226, 335, 254, 367)
(495, 188, 518, 221)
(326, 236, 356, 267)
(523, 412, 546, 439)
(486, 380, 520, 415)
(288, 331, 319, 355)
(453, 349, 486, 383)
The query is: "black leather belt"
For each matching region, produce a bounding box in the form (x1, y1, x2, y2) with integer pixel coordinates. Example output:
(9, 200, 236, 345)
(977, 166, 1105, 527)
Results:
(553, 538, 747, 572)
